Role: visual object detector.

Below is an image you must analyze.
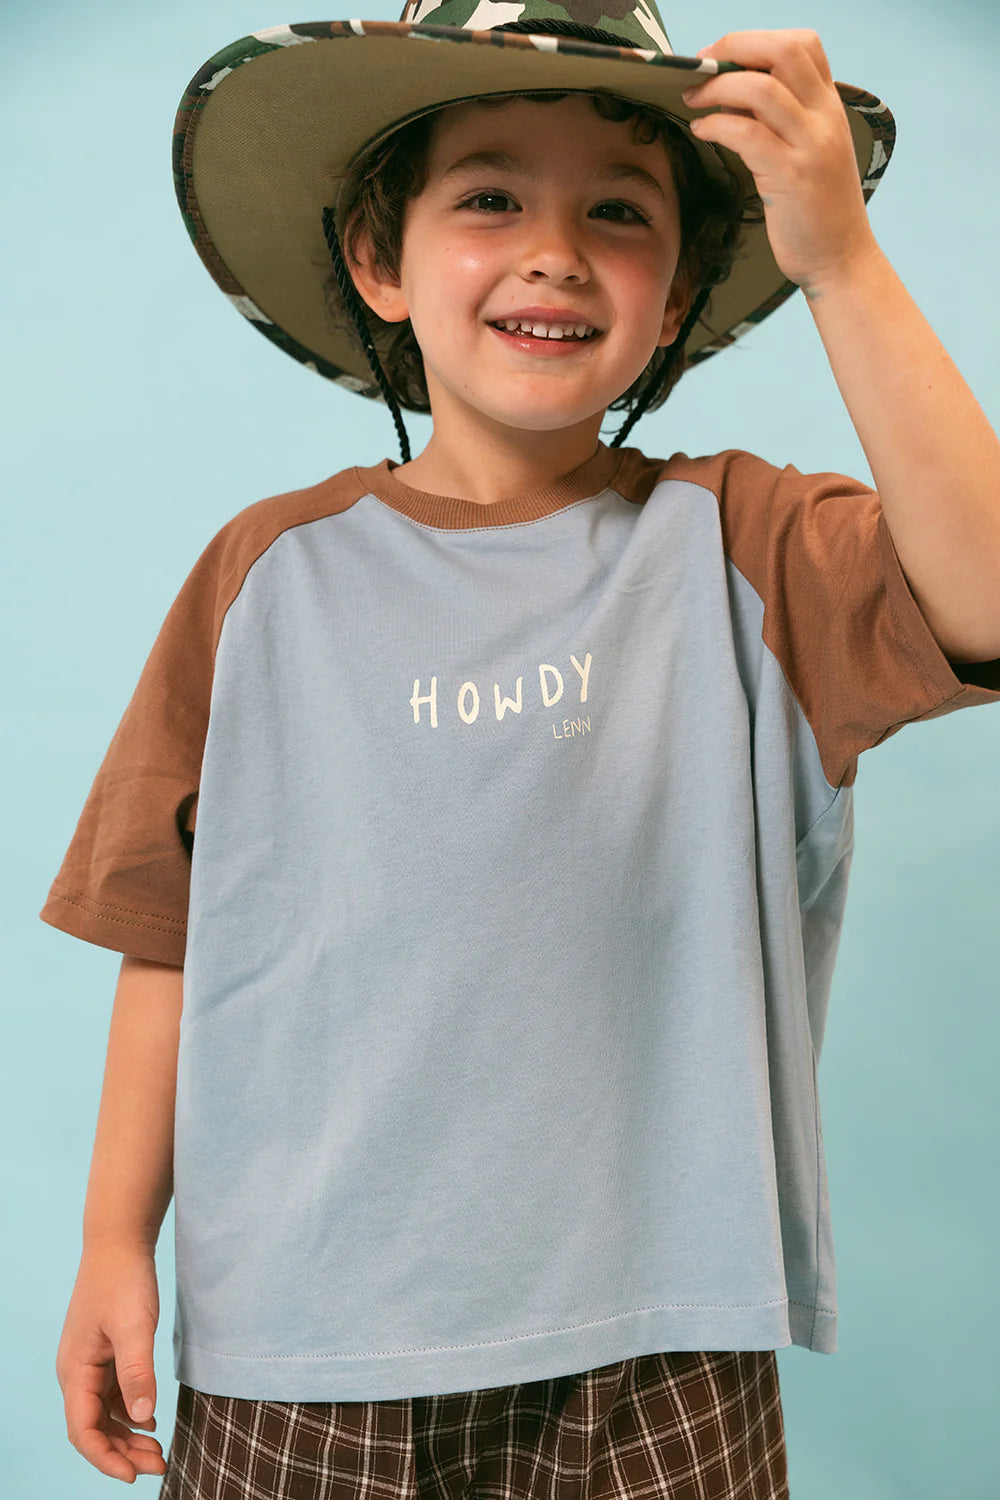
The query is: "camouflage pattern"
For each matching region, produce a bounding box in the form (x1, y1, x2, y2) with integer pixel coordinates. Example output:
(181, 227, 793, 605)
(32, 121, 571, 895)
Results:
(172, 0, 896, 411)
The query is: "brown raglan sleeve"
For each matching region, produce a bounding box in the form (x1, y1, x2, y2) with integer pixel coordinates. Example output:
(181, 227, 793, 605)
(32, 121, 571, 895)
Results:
(38, 523, 235, 966)
(739, 452, 1000, 790)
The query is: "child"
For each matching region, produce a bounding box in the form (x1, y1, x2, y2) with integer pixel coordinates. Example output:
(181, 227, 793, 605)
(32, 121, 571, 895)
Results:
(45, 3, 1000, 1496)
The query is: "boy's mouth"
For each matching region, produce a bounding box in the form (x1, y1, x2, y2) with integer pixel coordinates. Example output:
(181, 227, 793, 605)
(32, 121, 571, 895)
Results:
(486, 321, 606, 354)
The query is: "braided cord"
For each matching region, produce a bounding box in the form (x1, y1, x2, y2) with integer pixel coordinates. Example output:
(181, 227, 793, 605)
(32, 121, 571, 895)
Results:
(322, 206, 413, 462)
(606, 284, 713, 446)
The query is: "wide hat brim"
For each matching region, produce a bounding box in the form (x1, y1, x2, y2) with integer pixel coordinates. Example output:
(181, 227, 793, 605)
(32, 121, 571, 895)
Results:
(172, 20, 895, 411)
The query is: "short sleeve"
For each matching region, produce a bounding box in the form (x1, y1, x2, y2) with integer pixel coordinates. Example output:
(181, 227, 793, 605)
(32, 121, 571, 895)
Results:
(39, 529, 230, 965)
(761, 458, 1000, 789)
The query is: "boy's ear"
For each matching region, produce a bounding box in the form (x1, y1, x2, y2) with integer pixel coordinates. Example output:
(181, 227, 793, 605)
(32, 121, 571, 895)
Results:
(345, 220, 410, 326)
(657, 266, 696, 350)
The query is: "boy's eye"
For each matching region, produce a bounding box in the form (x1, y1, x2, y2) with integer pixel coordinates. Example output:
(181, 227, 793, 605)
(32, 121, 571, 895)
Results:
(456, 191, 650, 226)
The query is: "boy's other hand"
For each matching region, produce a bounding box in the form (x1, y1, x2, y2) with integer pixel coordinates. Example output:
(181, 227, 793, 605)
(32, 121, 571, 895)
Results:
(56, 1240, 169, 1483)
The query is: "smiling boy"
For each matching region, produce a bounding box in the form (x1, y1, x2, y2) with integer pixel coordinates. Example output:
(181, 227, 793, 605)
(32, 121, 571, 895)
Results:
(44, 5, 1000, 1497)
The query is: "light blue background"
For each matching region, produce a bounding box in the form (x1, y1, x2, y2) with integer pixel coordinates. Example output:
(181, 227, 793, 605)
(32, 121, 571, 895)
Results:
(5, 0, 999, 1495)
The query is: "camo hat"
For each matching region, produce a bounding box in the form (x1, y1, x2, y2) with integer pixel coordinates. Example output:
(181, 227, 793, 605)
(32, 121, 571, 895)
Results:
(172, 1, 896, 458)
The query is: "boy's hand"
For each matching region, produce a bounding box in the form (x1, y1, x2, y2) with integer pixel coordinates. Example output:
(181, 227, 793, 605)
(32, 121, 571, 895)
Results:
(55, 1241, 168, 1484)
(681, 30, 880, 295)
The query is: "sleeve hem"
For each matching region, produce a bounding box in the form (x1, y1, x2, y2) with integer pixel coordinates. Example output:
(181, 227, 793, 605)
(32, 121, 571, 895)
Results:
(39, 887, 187, 966)
(876, 509, 1000, 704)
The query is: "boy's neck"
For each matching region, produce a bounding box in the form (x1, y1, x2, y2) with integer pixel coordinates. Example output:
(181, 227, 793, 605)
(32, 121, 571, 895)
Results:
(392, 431, 607, 508)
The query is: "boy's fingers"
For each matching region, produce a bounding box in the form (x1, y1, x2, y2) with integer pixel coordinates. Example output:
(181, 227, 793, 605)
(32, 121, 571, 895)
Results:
(109, 1419, 165, 1454)
(109, 1390, 156, 1430)
(65, 1383, 108, 1448)
(66, 1391, 135, 1477)
(67, 1386, 165, 1478)
(113, 1351, 157, 1425)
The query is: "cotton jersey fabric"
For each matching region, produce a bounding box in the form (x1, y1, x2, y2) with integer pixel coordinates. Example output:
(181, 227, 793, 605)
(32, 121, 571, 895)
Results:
(40, 439, 1000, 1401)
(159, 1352, 788, 1500)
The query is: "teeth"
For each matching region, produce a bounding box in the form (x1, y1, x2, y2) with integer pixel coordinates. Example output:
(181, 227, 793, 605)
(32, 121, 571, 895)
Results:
(496, 320, 597, 340)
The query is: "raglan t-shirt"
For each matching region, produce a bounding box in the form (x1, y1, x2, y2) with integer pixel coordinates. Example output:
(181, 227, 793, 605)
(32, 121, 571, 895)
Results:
(40, 439, 1000, 1402)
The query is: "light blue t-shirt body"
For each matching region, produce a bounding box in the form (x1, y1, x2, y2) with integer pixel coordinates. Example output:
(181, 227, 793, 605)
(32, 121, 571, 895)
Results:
(40, 440, 1000, 1400)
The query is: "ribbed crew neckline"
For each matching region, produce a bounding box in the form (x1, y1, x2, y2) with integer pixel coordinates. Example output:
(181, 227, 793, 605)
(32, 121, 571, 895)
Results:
(353, 440, 628, 529)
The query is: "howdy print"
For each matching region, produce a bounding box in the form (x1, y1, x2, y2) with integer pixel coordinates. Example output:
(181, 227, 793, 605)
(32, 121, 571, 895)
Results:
(410, 652, 593, 726)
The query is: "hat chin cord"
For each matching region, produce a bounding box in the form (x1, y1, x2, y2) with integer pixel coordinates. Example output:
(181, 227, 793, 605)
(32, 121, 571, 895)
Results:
(319, 17, 713, 464)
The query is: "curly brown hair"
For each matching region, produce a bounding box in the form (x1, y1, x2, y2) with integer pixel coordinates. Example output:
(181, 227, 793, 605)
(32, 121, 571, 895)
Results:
(326, 81, 764, 420)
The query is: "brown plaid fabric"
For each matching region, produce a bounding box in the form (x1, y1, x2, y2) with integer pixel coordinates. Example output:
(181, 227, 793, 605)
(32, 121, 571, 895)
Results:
(159, 1350, 788, 1500)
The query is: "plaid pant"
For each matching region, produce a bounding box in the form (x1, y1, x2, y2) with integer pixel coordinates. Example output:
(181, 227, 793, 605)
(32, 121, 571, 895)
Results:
(159, 1351, 788, 1499)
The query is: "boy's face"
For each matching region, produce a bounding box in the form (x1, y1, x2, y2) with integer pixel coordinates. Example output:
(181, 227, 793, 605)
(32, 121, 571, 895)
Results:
(352, 94, 692, 445)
